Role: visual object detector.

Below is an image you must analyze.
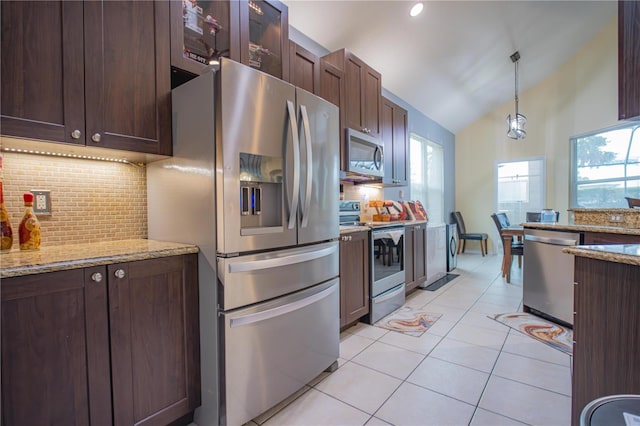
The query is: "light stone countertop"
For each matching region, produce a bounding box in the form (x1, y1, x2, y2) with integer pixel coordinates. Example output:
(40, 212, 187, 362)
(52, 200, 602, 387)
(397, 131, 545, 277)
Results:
(524, 222, 640, 235)
(564, 244, 640, 266)
(0, 239, 199, 278)
(339, 220, 430, 235)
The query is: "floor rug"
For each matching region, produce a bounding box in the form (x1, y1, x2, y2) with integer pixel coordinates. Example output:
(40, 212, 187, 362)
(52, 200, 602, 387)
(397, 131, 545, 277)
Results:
(489, 312, 573, 355)
(421, 273, 459, 291)
(375, 306, 442, 337)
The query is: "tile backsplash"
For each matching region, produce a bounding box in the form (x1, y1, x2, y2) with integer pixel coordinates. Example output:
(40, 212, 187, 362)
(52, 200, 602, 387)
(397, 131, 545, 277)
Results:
(1, 151, 147, 247)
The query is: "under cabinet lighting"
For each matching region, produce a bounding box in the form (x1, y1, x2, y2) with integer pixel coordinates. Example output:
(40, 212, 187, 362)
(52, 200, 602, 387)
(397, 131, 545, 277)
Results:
(1, 147, 136, 165)
(410, 2, 424, 17)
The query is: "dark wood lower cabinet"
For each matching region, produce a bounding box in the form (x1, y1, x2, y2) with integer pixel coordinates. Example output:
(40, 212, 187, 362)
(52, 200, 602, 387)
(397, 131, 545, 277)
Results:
(582, 231, 640, 245)
(1, 254, 200, 426)
(571, 257, 640, 425)
(405, 224, 427, 292)
(339, 231, 370, 328)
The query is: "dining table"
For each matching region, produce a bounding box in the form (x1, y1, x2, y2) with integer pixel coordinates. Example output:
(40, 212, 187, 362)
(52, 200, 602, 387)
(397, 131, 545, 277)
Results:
(501, 226, 524, 283)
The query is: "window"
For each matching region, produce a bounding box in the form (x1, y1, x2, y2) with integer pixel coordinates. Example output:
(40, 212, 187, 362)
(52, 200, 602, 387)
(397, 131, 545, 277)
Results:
(571, 124, 640, 208)
(495, 158, 545, 226)
(410, 134, 444, 224)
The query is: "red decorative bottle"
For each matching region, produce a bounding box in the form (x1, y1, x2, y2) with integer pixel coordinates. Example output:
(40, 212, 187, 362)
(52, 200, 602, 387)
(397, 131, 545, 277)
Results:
(0, 182, 13, 251)
(19, 192, 40, 250)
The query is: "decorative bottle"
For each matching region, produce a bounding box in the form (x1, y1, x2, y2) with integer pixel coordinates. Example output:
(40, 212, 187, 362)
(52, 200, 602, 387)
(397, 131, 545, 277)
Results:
(0, 182, 13, 251)
(19, 192, 40, 250)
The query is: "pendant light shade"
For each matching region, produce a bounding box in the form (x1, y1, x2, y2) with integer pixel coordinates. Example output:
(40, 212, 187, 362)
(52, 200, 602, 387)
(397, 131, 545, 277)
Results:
(507, 51, 527, 140)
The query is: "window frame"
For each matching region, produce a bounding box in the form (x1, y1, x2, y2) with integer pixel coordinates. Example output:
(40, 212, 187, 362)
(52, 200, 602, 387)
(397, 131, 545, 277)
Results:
(570, 122, 640, 208)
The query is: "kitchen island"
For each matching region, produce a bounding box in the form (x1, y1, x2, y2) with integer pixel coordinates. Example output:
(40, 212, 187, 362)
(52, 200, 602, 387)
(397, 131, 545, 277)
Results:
(563, 244, 640, 426)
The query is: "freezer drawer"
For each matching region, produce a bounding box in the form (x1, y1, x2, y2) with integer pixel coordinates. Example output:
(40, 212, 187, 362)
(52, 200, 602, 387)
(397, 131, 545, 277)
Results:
(217, 241, 339, 310)
(219, 279, 339, 426)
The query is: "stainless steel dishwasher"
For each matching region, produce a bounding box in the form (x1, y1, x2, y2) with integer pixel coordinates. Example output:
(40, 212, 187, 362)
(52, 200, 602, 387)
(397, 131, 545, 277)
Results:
(523, 228, 581, 326)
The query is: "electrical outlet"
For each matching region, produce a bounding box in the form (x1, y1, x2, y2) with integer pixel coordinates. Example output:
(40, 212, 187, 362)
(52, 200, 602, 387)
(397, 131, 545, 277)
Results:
(30, 190, 51, 215)
(609, 214, 624, 223)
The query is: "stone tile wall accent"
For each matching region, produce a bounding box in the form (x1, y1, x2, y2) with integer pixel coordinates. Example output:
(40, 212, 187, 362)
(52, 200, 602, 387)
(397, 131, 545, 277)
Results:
(1, 151, 147, 247)
(571, 208, 640, 229)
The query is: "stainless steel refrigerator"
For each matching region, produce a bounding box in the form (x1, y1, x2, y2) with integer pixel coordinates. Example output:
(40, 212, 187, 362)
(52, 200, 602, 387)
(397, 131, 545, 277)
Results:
(147, 58, 340, 426)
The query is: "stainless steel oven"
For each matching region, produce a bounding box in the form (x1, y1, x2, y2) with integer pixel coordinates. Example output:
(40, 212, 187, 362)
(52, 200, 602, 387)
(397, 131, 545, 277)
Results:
(369, 225, 405, 323)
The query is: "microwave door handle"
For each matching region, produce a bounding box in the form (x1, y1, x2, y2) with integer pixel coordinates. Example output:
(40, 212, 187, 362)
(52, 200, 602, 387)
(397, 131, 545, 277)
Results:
(300, 104, 313, 228)
(287, 100, 300, 230)
(374, 146, 382, 171)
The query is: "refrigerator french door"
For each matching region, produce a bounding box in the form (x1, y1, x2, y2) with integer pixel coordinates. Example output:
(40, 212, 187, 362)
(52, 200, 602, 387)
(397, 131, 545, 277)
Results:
(216, 58, 339, 254)
(148, 58, 340, 426)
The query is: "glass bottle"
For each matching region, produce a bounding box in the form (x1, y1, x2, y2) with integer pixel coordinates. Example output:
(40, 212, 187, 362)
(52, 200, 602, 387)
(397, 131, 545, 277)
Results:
(0, 182, 13, 251)
(19, 192, 40, 250)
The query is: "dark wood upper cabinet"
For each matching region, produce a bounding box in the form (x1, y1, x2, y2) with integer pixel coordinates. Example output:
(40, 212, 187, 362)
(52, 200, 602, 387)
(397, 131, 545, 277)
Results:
(240, 0, 289, 80)
(323, 49, 382, 137)
(381, 97, 409, 186)
(1, 0, 172, 156)
(289, 41, 320, 94)
(619, 0, 640, 120)
(170, 0, 240, 76)
(171, 0, 288, 81)
(339, 231, 370, 328)
(1, 254, 200, 426)
(319, 59, 346, 170)
(1, 1, 85, 145)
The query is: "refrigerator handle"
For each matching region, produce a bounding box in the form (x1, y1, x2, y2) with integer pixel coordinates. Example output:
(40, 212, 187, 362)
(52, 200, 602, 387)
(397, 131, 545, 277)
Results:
(287, 100, 300, 230)
(300, 104, 313, 228)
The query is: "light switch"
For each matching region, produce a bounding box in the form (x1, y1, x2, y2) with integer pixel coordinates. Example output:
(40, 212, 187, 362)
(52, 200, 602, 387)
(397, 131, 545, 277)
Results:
(30, 190, 52, 215)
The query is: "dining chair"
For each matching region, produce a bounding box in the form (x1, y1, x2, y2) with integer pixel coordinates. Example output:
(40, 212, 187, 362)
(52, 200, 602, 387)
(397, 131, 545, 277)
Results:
(491, 213, 523, 270)
(625, 196, 640, 208)
(451, 211, 488, 256)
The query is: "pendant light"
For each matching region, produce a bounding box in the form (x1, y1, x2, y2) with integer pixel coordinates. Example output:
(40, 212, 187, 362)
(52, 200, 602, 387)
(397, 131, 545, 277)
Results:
(507, 51, 527, 140)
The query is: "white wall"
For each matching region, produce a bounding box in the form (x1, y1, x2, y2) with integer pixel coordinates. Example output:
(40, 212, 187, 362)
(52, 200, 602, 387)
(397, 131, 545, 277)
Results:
(455, 17, 619, 251)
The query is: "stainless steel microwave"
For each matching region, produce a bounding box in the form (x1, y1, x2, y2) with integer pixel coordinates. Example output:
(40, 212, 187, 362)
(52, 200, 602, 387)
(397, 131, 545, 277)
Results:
(345, 128, 384, 178)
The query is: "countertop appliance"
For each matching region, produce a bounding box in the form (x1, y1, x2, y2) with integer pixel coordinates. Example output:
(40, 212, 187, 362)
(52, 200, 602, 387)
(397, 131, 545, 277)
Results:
(523, 228, 580, 326)
(446, 223, 458, 272)
(148, 58, 340, 426)
(339, 201, 405, 323)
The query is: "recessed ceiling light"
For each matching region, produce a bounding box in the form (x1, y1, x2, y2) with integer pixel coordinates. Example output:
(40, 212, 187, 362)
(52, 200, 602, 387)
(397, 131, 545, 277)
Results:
(410, 2, 423, 17)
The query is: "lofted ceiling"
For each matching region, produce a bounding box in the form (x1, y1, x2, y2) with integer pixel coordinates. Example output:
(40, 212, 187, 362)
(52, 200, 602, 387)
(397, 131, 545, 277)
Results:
(283, 0, 617, 134)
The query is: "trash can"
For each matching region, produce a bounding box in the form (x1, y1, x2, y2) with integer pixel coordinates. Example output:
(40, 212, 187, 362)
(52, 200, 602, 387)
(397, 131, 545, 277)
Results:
(580, 395, 640, 426)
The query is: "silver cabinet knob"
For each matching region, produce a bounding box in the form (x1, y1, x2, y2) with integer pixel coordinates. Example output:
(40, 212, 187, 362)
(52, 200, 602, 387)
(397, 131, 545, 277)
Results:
(91, 133, 101, 143)
(71, 129, 82, 139)
(114, 269, 126, 279)
(91, 272, 103, 282)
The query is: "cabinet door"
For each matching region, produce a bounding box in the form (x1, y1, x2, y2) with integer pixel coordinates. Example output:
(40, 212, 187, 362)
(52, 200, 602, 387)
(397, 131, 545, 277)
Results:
(289, 41, 320, 94)
(619, 0, 640, 120)
(170, 0, 241, 76)
(362, 66, 382, 137)
(344, 52, 365, 132)
(381, 97, 408, 186)
(0, 1, 85, 145)
(84, 0, 172, 155)
(239, 0, 289, 80)
(404, 225, 416, 290)
(1, 269, 111, 426)
(583, 232, 640, 245)
(319, 59, 346, 170)
(414, 224, 427, 285)
(109, 254, 201, 426)
(339, 231, 370, 327)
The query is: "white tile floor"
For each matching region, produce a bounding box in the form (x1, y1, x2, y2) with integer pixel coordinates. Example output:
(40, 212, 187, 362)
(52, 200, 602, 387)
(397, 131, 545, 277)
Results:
(245, 253, 572, 426)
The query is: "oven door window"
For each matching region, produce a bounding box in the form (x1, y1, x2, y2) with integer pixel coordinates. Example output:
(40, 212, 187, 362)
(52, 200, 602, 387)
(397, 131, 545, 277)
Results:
(372, 231, 403, 281)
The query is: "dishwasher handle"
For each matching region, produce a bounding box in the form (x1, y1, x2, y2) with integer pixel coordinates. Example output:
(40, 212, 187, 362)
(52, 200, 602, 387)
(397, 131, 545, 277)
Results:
(525, 234, 578, 246)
